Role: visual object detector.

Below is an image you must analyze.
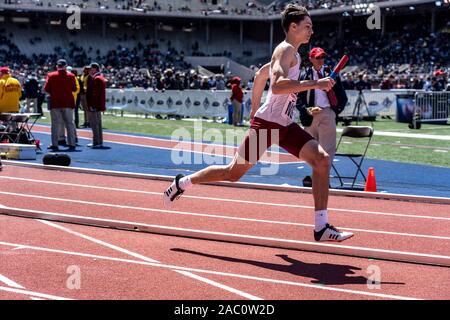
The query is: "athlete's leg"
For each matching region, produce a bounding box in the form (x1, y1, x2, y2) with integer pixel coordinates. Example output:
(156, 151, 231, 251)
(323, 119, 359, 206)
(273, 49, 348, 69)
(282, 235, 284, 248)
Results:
(299, 139, 330, 211)
(298, 139, 353, 241)
(163, 125, 265, 207)
(190, 152, 254, 184)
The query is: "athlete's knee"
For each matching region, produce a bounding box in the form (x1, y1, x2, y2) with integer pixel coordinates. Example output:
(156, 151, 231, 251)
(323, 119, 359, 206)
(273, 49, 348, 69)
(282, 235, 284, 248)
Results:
(227, 169, 245, 182)
(312, 151, 330, 173)
(225, 164, 247, 182)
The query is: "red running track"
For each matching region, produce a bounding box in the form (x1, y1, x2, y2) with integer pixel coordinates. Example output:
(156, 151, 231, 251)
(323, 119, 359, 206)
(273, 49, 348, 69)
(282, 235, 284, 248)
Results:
(0, 165, 449, 300)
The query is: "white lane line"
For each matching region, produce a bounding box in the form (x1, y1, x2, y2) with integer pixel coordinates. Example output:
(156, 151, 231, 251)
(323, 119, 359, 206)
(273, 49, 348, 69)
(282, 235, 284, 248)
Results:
(336, 128, 450, 141)
(175, 271, 262, 300)
(38, 220, 261, 300)
(1, 190, 449, 241)
(1, 176, 448, 221)
(4, 207, 449, 267)
(0, 286, 72, 300)
(38, 220, 158, 263)
(0, 241, 421, 300)
(0, 274, 25, 289)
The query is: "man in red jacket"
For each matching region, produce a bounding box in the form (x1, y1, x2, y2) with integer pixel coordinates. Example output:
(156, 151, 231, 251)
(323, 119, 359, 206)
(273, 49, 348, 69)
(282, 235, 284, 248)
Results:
(230, 76, 243, 126)
(86, 62, 106, 148)
(44, 59, 78, 151)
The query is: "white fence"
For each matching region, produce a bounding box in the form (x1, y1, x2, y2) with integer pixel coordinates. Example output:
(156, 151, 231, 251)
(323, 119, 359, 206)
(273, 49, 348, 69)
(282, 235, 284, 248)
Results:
(413, 91, 450, 124)
(105, 89, 431, 119)
(106, 89, 254, 118)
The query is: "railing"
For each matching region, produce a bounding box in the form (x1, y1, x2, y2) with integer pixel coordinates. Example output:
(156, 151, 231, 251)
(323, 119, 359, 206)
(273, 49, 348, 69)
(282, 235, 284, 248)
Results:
(411, 91, 450, 128)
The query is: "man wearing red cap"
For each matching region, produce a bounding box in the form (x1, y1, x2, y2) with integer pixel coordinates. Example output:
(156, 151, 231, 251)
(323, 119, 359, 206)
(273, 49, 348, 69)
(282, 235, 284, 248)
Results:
(163, 4, 353, 243)
(296, 47, 348, 167)
(250, 46, 348, 180)
(0, 66, 22, 113)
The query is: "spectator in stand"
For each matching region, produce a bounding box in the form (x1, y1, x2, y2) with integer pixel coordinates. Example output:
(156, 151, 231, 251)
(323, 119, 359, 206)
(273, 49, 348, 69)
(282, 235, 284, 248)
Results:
(163, 69, 175, 90)
(200, 76, 210, 90)
(23, 73, 40, 113)
(362, 74, 372, 89)
(423, 76, 432, 91)
(44, 59, 78, 151)
(354, 73, 371, 91)
(190, 74, 201, 89)
(435, 70, 447, 91)
(431, 77, 442, 91)
(86, 62, 107, 149)
(172, 72, 184, 90)
(215, 74, 226, 90)
(379, 75, 395, 90)
(230, 76, 243, 126)
(342, 73, 355, 90)
(411, 76, 424, 90)
(208, 76, 216, 89)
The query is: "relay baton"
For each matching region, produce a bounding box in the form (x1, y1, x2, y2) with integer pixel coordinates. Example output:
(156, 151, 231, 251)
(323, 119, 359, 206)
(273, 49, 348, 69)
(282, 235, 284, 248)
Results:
(329, 55, 349, 80)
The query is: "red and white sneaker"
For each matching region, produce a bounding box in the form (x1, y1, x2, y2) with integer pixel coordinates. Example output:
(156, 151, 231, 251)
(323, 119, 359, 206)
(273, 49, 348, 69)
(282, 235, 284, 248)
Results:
(314, 224, 354, 242)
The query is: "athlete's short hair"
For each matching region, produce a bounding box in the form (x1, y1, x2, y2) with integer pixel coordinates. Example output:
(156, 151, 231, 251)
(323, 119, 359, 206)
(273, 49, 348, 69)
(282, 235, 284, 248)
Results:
(281, 4, 310, 34)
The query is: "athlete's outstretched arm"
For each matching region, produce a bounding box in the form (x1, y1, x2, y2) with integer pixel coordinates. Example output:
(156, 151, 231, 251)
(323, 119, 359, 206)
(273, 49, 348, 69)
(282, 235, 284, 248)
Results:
(271, 46, 334, 95)
(251, 62, 270, 119)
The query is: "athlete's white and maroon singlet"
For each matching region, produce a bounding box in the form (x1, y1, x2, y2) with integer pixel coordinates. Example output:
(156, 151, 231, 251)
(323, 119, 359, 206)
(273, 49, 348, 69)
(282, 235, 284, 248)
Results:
(254, 51, 301, 126)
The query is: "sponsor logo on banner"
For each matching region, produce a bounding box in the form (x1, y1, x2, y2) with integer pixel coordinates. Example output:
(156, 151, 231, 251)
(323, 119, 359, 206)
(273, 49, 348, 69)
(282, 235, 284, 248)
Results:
(167, 97, 174, 108)
(203, 98, 210, 110)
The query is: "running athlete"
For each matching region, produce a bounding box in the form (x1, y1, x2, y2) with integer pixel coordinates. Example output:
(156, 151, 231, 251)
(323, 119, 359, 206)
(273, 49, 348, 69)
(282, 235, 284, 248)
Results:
(163, 4, 353, 242)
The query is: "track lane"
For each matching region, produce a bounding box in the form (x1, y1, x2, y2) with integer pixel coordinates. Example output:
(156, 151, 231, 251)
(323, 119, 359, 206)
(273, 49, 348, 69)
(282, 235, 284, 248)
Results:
(1, 165, 450, 299)
(2, 166, 449, 219)
(1, 194, 449, 258)
(1, 216, 449, 300)
(1, 175, 449, 257)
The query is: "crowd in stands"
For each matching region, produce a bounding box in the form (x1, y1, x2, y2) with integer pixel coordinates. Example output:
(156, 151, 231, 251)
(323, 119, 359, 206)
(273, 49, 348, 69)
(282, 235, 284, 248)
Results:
(0, 4, 449, 92)
(2, 0, 389, 16)
(0, 26, 248, 91)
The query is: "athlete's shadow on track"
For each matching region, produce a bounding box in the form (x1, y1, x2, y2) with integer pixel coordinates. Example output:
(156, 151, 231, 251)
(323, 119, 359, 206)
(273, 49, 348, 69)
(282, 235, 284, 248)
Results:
(171, 248, 404, 286)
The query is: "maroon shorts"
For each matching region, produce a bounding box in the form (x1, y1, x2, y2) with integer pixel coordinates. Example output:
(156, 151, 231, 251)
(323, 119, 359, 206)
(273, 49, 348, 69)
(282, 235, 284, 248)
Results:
(238, 117, 314, 163)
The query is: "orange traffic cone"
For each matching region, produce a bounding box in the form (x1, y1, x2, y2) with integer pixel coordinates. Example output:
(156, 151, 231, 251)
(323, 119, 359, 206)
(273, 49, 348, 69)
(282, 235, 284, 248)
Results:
(365, 167, 377, 192)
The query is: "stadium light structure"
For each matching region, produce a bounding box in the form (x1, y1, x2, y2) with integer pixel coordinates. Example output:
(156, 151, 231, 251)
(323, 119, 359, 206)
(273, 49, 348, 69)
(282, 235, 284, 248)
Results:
(352, 2, 374, 15)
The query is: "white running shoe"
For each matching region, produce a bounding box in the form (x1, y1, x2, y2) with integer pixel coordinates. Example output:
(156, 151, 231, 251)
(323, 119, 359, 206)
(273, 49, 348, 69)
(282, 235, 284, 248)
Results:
(314, 223, 354, 242)
(163, 174, 185, 208)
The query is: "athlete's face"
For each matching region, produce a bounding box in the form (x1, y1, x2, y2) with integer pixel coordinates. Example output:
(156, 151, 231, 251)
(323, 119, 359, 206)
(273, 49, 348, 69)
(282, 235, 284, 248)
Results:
(290, 16, 313, 44)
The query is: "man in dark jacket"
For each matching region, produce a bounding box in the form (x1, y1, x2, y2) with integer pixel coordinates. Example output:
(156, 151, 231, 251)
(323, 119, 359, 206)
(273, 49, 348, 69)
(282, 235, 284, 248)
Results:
(296, 47, 348, 166)
(24, 74, 40, 113)
(44, 59, 78, 151)
(86, 62, 107, 149)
